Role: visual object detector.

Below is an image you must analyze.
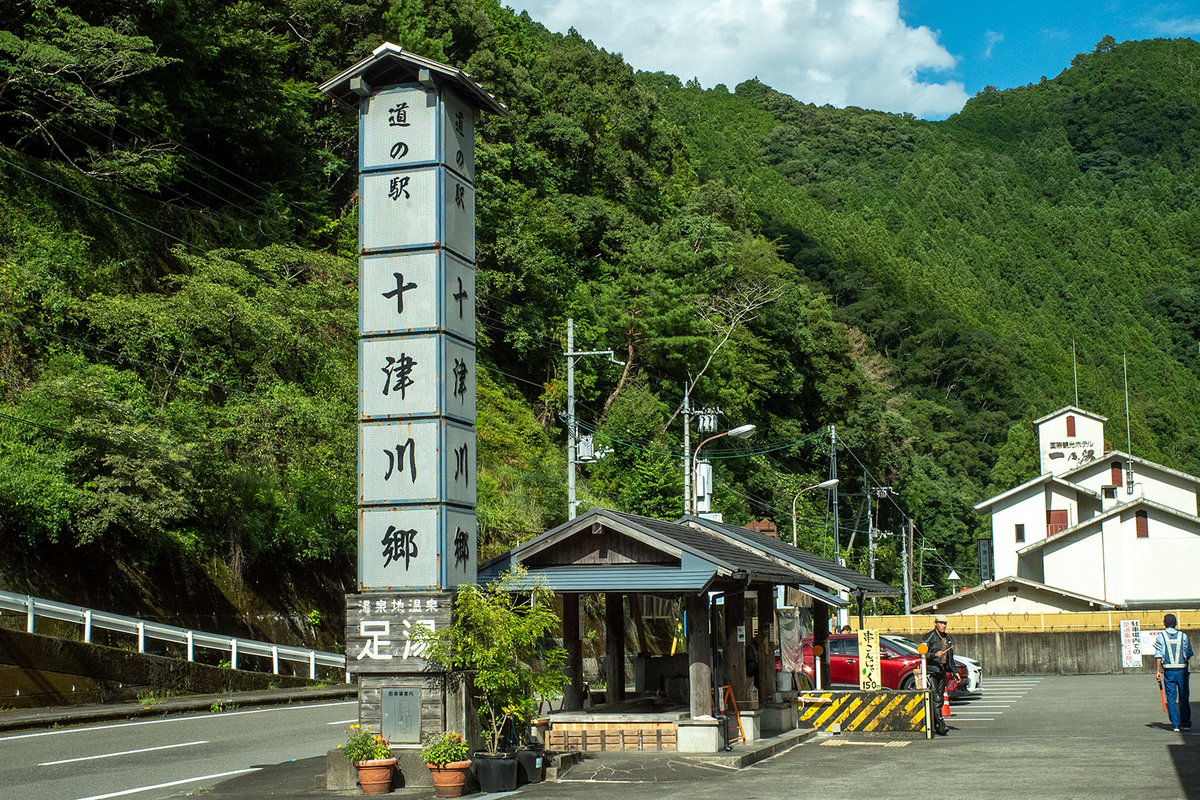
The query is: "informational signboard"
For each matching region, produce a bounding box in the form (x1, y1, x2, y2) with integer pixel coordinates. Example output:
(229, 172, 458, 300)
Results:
(346, 591, 455, 672)
(1140, 629, 1163, 657)
(1120, 619, 1142, 668)
(858, 628, 882, 690)
(353, 79, 479, 592)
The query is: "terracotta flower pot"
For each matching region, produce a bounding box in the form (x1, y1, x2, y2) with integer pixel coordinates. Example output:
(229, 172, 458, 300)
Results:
(354, 757, 397, 796)
(427, 760, 472, 798)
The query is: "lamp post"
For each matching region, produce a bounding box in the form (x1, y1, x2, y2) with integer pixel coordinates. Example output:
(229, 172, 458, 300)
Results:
(791, 478, 839, 547)
(689, 424, 756, 515)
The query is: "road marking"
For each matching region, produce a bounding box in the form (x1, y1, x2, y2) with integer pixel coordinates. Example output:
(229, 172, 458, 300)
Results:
(0, 701, 356, 742)
(327, 718, 359, 725)
(820, 740, 910, 747)
(74, 768, 260, 799)
(40, 741, 208, 765)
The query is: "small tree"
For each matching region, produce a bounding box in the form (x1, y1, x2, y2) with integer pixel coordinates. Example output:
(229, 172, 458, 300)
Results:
(414, 566, 567, 755)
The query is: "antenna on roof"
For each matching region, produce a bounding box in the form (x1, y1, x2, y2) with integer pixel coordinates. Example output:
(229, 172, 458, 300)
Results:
(1072, 340, 1079, 407)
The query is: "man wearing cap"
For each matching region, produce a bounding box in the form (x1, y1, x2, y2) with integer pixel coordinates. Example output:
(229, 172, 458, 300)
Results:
(1155, 613, 1193, 732)
(922, 615, 954, 736)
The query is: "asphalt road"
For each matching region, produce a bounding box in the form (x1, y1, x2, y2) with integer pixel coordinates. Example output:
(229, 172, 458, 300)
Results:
(0, 699, 357, 800)
(520, 674, 1200, 800)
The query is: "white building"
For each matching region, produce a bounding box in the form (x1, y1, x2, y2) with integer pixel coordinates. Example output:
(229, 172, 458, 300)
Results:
(967, 406, 1200, 610)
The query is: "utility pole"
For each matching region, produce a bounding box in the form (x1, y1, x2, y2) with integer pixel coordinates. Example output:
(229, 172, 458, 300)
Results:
(567, 319, 577, 519)
(565, 318, 623, 520)
(904, 518, 914, 614)
(683, 385, 691, 515)
(830, 425, 840, 564)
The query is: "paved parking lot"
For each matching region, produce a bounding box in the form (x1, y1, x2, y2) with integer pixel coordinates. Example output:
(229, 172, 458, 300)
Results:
(519, 674, 1199, 800)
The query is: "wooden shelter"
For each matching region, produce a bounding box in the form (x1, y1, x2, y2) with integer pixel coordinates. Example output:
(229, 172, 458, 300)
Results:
(480, 508, 897, 751)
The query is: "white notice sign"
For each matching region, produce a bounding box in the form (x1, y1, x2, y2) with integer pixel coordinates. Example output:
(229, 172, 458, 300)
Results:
(1120, 619, 1142, 668)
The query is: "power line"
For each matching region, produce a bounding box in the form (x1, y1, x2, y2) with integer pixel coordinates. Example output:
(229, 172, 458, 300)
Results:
(0, 153, 206, 252)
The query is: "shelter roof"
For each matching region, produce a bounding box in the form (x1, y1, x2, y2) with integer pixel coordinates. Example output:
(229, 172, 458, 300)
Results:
(478, 507, 846, 604)
(913, 576, 1118, 612)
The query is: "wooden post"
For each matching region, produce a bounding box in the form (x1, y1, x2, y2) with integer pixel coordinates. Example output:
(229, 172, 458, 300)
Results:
(724, 591, 748, 703)
(563, 593, 584, 711)
(686, 592, 713, 717)
(755, 585, 774, 697)
(605, 592, 626, 704)
(813, 602, 830, 689)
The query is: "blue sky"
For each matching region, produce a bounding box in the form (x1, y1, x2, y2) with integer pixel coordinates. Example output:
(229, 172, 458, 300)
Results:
(506, 0, 1200, 119)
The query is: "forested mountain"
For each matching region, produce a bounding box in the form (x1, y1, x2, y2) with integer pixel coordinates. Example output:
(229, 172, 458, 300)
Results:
(2, 1, 1198, 630)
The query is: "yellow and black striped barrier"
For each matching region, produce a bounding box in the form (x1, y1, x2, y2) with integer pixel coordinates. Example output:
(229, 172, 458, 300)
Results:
(798, 690, 932, 738)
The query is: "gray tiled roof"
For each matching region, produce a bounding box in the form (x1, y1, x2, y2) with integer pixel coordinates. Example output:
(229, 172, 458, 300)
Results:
(610, 511, 805, 585)
(684, 515, 901, 597)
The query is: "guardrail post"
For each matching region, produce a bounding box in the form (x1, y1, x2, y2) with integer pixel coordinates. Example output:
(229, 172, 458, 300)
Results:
(186, 630, 194, 662)
(84, 609, 92, 643)
(230, 638, 238, 670)
(271, 645, 279, 675)
(309, 651, 316, 680)
(137, 621, 145, 653)
(26, 595, 34, 633)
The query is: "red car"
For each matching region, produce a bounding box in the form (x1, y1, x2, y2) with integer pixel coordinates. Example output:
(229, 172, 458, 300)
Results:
(801, 634, 967, 691)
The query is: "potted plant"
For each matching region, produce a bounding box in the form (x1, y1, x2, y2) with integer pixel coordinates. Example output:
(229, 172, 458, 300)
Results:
(421, 731, 472, 798)
(341, 724, 396, 796)
(413, 566, 568, 793)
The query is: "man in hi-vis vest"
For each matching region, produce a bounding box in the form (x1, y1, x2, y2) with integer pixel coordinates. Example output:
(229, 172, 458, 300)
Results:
(1154, 613, 1193, 733)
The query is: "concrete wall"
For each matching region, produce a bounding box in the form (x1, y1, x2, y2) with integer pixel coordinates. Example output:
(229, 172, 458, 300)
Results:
(992, 485, 1046, 578)
(949, 630, 1193, 676)
(0, 629, 319, 708)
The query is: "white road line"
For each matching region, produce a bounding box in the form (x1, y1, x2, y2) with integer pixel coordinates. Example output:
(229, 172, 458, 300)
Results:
(74, 768, 260, 800)
(953, 705, 1011, 709)
(40, 741, 208, 766)
(0, 701, 356, 742)
(327, 718, 359, 725)
(949, 718, 995, 721)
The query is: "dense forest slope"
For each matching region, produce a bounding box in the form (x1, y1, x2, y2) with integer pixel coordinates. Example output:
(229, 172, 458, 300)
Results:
(2, 2, 1198, 629)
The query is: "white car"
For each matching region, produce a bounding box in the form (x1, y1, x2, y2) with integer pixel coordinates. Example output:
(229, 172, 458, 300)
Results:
(881, 634, 982, 696)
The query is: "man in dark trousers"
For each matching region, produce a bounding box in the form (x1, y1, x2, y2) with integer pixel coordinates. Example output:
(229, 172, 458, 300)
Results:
(922, 614, 955, 736)
(1155, 613, 1193, 732)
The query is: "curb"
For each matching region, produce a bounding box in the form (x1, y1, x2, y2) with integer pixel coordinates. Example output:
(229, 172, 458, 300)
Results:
(681, 727, 820, 768)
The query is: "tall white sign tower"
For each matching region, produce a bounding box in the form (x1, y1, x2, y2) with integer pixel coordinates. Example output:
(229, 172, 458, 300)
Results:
(320, 43, 505, 753)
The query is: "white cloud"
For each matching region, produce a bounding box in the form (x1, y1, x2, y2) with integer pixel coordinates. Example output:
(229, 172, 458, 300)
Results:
(984, 30, 1003, 59)
(507, 0, 970, 118)
(1150, 15, 1200, 35)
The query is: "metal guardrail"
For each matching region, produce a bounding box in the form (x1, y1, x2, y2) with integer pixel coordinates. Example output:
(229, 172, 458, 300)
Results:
(0, 589, 347, 681)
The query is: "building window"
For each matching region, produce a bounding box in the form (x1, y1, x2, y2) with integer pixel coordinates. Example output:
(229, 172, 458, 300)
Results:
(1111, 461, 1123, 486)
(1015, 524, 1025, 543)
(1136, 510, 1148, 538)
(1066, 415, 1076, 437)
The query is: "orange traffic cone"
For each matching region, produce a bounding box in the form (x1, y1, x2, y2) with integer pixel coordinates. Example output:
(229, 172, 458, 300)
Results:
(941, 687, 953, 718)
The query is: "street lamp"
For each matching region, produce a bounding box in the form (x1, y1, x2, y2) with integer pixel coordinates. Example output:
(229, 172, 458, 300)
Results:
(791, 478, 839, 547)
(689, 424, 756, 515)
